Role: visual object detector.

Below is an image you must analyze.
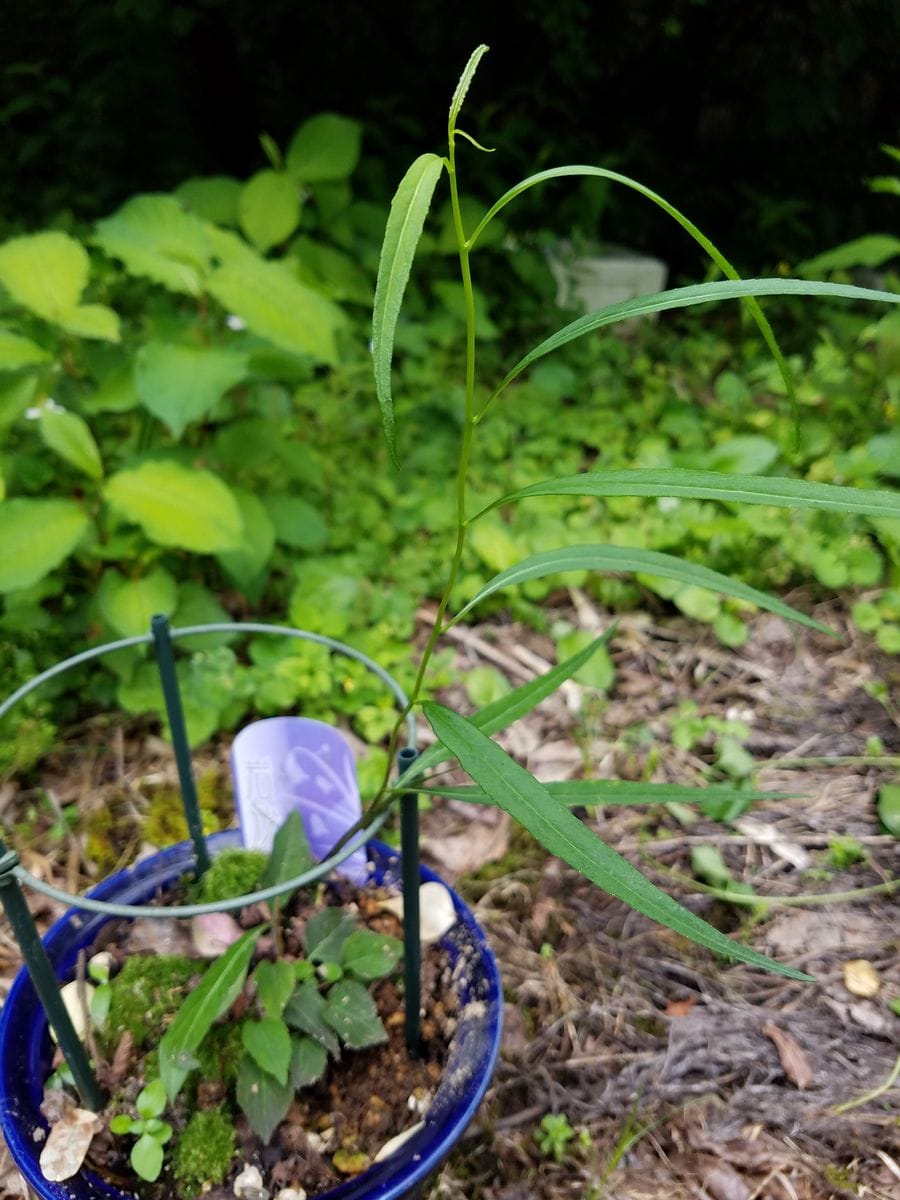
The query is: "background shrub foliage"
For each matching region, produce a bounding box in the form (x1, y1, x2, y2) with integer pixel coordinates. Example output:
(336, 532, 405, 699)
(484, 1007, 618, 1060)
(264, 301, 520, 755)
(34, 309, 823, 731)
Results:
(0, 105, 898, 775)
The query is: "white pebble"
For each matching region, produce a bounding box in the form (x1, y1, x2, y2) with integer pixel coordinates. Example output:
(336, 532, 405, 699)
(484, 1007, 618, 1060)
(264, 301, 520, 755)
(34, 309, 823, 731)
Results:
(373, 1121, 425, 1163)
(233, 1164, 265, 1197)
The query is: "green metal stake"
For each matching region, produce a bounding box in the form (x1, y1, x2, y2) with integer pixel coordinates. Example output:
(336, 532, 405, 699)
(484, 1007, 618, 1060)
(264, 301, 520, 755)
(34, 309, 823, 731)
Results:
(150, 614, 210, 876)
(397, 746, 421, 1056)
(0, 840, 104, 1111)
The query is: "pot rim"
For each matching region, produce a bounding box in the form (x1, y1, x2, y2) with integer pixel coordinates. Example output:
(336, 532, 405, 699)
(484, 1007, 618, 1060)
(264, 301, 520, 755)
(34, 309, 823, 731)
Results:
(0, 833, 503, 1200)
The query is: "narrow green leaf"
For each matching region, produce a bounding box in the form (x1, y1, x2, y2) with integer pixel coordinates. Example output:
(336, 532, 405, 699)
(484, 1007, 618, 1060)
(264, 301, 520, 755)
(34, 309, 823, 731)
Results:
(798, 235, 900, 275)
(340, 930, 403, 981)
(490, 279, 900, 402)
(158, 927, 262, 1103)
(464, 164, 893, 419)
(0, 498, 89, 593)
(241, 1017, 291, 1085)
(372, 153, 445, 464)
(105, 459, 244, 553)
(236, 1057, 294, 1143)
(475, 468, 900, 523)
(452, 544, 833, 635)
(398, 629, 616, 787)
(324, 980, 388, 1049)
(305, 908, 357, 963)
(283, 980, 340, 1058)
(253, 960, 297, 1019)
(289, 1035, 328, 1089)
(423, 703, 811, 981)
(877, 784, 900, 836)
(38, 408, 104, 479)
(258, 809, 314, 896)
(419, 779, 787, 807)
(449, 45, 490, 131)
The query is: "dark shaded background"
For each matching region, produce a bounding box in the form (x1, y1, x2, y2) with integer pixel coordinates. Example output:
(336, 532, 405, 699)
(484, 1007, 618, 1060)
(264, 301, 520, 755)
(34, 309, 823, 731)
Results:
(1, 0, 898, 272)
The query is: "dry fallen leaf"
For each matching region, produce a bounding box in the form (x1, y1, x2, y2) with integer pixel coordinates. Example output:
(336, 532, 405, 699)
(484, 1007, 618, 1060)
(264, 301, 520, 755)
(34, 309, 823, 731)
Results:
(843, 958, 880, 998)
(665, 995, 698, 1018)
(421, 811, 510, 877)
(762, 1022, 815, 1090)
(39, 1107, 102, 1182)
(692, 1153, 751, 1200)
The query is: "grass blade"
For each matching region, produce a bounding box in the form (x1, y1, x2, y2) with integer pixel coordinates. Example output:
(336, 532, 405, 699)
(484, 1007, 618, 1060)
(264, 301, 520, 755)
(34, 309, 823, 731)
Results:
(372, 153, 445, 465)
(467, 164, 804, 414)
(449, 44, 489, 130)
(159, 926, 263, 1102)
(423, 703, 811, 980)
(488, 278, 900, 402)
(398, 628, 615, 786)
(451, 544, 834, 635)
(418, 780, 793, 806)
(473, 467, 900, 523)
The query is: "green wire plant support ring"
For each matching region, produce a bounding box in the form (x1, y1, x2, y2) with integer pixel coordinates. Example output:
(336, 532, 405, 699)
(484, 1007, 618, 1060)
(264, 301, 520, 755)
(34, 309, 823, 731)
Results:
(0, 619, 423, 1101)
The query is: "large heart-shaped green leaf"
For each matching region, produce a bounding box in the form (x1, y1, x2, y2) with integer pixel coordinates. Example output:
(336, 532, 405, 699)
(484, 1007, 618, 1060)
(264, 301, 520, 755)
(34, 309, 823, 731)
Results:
(285, 114, 362, 183)
(239, 170, 302, 252)
(105, 460, 244, 552)
(0, 231, 88, 321)
(206, 257, 342, 363)
(423, 703, 811, 981)
(94, 195, 213, 295)
(0, 328, 50, 370)
(38, 408, 104, 479)
(0, 498, 89, 592)
(98, 567, 178, 638)
(135, 340, 248, 438)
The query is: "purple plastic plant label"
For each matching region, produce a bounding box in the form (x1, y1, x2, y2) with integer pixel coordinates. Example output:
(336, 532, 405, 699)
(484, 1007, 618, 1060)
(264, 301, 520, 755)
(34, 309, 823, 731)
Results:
(231, 717, 368, 883)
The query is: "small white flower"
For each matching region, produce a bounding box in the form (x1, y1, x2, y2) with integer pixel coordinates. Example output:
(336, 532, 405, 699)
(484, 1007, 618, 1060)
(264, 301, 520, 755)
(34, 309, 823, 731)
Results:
(226, 314, 247, 331)
(657, 496, 680, 513)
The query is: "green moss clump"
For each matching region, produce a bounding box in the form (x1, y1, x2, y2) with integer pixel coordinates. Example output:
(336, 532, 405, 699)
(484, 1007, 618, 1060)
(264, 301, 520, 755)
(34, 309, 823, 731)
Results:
(196, 848, 267, 904)
(173, 1107, 236, 1198)
(194, 1022, 244, 1087)
(103, 955, 198, 1051)
(143, 770, 223, 850)
(84, 797, 138, 875)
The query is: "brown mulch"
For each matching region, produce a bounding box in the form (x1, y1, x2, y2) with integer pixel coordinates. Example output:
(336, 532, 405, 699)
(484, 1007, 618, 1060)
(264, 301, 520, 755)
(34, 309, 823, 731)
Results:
(1, 591, 899, 1199)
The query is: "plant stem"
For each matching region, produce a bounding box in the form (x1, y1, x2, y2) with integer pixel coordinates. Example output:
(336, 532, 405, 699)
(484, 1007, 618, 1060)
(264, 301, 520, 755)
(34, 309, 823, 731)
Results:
(346, 121, 480, 831)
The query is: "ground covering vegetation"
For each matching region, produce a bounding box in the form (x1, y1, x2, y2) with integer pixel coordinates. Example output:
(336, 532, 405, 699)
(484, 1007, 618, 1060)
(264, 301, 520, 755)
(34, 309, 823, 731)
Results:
(0, 38, 898, 1198)
(0, 105, 897, 791)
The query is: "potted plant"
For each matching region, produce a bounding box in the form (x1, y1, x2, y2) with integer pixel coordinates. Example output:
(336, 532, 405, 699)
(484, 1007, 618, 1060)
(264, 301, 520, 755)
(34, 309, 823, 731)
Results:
(1, 42, 900, 1200)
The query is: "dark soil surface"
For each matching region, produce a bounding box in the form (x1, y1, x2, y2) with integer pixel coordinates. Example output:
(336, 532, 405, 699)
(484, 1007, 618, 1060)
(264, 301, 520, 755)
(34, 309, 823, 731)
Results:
(1, 594, 898, 1199)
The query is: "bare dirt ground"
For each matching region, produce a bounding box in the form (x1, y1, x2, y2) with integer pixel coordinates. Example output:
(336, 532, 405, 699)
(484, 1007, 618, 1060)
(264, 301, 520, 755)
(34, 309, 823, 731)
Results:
(0, 591, 898, 1200)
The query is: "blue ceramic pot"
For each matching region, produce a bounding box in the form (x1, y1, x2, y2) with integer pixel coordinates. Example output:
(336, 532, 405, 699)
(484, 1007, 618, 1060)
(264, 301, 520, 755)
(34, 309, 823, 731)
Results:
(0, 834, 502, 1200)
